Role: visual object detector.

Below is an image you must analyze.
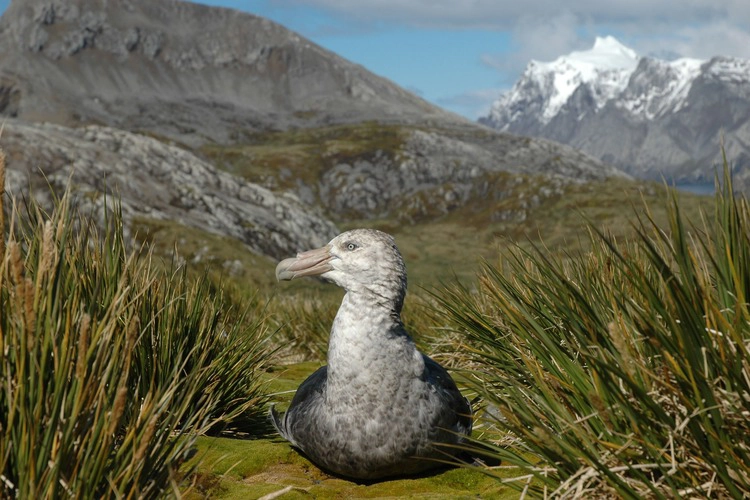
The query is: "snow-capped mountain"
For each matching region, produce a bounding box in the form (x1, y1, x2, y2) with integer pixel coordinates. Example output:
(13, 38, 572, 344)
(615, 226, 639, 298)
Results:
(481, 36, 750, 186)
(495, 36, 640, 125)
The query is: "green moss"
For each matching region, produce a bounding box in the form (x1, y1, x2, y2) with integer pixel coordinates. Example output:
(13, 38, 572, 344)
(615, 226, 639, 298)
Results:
(187, 431, 516, 499)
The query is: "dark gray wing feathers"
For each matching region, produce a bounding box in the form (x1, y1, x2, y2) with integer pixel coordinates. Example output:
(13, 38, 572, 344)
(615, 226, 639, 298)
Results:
(269, 366, 328, 448)
(423, 355, 473, 436)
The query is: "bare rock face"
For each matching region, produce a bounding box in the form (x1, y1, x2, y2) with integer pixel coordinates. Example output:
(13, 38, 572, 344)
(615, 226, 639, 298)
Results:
(0, 0, 457, 146)
(1, 119, 337, 258)
(310, 127, 629, 220)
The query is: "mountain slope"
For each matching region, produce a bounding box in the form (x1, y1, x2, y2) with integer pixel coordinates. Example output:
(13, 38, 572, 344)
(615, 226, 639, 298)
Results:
(202, 122, 629, 223)
(0, 0, 457, 145)
(481, 37, 750, 185)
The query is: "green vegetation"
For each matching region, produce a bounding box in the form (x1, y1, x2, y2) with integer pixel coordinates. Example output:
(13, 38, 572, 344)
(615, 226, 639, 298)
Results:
(435, 166, 750, 497)
(187, 436, 510, 500)
(0, 153, 273, 497)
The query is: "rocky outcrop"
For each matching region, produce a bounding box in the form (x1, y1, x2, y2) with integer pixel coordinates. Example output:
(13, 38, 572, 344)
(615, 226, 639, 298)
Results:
(248, 125, 629, 222)
(1, 119, 337, 258)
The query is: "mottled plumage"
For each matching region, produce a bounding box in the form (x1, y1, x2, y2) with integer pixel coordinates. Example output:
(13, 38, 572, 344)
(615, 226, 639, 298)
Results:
(271, 229, 472, 480)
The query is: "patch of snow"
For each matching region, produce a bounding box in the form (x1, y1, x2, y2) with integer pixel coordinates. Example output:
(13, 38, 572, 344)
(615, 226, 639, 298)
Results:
(526, 36, 639, 121)
(707, 57, 750, 84)
(484, 35, 750, 128)
(618, 57, 703, 119)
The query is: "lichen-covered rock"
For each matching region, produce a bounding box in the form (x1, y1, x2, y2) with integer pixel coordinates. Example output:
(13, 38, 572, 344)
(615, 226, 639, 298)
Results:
(313, 127, 628, 220)
(0, 119, 337, 259)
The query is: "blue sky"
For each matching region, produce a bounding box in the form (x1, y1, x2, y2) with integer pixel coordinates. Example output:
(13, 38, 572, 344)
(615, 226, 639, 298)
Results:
(210, 1, 517, 118)
(2, 0, 750, 119)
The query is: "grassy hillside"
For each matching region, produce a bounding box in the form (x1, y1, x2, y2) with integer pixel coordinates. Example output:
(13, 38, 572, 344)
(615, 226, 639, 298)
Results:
(131, 163, 712, 364)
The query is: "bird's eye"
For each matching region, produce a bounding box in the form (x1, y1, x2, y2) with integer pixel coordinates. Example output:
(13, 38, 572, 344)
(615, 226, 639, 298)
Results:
(346, 242, 358, 251)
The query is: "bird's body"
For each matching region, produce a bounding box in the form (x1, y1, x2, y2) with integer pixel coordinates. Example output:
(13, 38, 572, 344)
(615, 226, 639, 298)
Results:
(272, 229, 471, 480)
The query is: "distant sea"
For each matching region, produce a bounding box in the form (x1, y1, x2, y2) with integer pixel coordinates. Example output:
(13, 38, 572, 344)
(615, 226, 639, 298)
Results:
(672, 183, 716, 196)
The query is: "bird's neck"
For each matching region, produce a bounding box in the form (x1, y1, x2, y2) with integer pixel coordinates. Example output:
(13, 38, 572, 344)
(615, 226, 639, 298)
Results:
(326, 291, 419, 385)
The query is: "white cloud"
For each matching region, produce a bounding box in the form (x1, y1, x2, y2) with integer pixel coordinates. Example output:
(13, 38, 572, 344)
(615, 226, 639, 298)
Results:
(479, 11, 750, 87)
(282, 0, 750, 61)
(659, 22, 750, 60)
(284, 0, 750, 29)
(475, 12, 597, 86)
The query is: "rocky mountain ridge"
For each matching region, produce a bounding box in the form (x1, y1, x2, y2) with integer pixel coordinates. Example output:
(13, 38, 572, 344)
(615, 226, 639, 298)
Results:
(0, 0, 457, 146)
(481, 37, 750, 185)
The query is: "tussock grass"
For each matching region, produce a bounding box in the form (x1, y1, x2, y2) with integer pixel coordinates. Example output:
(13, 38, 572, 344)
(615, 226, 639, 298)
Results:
(266, 288, 450, 364)
(267, 292, 338, 362)
(0, 150, 273, 497)
(436, 162, 750, 498)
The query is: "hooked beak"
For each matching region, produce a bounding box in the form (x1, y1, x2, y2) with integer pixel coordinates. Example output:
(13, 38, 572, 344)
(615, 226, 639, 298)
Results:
(275, 245, 334, 281)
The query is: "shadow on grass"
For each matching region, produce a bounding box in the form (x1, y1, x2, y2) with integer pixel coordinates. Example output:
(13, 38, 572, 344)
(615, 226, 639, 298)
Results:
(208, 412, 279, 440)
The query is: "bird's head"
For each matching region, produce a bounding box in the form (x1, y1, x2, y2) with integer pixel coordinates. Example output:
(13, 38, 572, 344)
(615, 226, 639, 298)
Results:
(276, 229, 407, 308)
